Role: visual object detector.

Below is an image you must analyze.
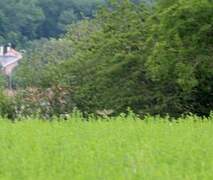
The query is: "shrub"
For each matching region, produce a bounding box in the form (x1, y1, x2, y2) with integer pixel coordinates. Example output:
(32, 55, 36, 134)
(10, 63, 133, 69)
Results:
(13, 86, 75, 119)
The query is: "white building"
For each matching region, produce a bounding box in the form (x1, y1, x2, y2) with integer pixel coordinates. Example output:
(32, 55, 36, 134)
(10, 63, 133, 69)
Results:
(0, 44, 22, 76)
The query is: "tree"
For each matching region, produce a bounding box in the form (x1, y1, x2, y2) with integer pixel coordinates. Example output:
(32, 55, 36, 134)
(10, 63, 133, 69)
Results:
(14, 39, 73, 88)
(36, 0, 104, 38)
(0, 0, 45, 45)
(145, 0, 213, 115)
(63, 0, 151, 114)
(0, 0, 104, 46)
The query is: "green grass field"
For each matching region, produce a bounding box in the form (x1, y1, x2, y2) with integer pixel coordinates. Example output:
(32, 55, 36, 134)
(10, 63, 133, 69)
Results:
(0, 115, 213, 180)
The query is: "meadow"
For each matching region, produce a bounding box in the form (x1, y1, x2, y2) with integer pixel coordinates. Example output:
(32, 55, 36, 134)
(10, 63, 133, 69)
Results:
(0, 114, 213, 180)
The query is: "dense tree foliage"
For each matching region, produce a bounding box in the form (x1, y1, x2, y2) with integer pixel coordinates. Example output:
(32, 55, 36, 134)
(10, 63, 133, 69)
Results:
(64, 0, 212, 116)
(145, 0, 213, 115)
(62, 1, 150, 114)
(3, 0, 213, 118)
(0, 0, 104, 46)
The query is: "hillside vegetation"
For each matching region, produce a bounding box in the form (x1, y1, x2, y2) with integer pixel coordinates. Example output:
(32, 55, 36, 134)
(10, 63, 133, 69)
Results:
(0, 0, 104, 46)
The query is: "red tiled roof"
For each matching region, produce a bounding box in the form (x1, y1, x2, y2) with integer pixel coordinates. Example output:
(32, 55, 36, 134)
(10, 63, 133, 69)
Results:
(4, 49, 22, 58)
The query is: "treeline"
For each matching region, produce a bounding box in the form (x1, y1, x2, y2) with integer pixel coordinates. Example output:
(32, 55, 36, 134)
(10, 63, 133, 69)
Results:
(0, 0, 104, 46)
(1, 0, 213, 118)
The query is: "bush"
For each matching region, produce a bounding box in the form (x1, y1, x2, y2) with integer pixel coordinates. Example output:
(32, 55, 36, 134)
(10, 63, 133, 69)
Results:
(0, 91, 14, 118)
(12, 86, 75, 119)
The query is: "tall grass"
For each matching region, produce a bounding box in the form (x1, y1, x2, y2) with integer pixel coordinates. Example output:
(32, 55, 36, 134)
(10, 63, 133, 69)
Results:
(0, 114, 212, 180)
